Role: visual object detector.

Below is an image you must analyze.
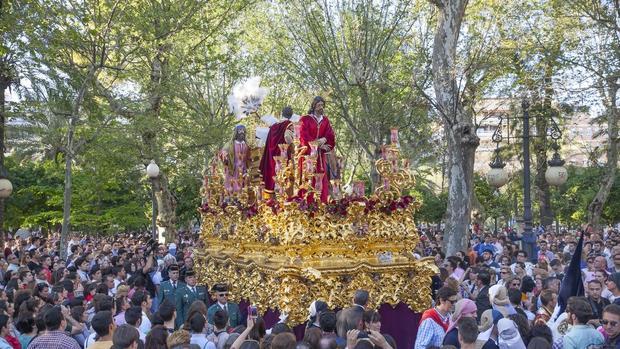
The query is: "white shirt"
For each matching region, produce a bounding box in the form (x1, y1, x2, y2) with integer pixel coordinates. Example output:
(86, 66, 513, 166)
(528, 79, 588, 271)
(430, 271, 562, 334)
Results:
(84, 332, 97, 348)
(77, 270, 90, 282)
(218, 302, 228, 312)
(139, 311, 152, 335)
(312, 114, 324, 124)
(190, 333, 211, 349)
(7, 264, 19, 273)
(493, 242, 504, 256)
(112, 279, 121, 295)
(603, 287, 614, 302)
(136, 326, 146, 343)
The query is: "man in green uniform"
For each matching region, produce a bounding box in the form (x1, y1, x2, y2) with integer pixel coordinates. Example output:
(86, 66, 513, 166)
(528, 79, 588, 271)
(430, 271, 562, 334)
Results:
(175, 270, 209, 329)
(207, 283, 242, 328)
(158, 264, 184, 306)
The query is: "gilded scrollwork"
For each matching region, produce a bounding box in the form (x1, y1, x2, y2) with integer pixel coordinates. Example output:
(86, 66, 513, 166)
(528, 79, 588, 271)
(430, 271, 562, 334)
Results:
(195, 136, 436, 324)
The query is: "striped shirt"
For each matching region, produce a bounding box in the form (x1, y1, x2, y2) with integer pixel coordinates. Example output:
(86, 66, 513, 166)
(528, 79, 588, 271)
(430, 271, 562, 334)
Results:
(414, 310, 449, 349)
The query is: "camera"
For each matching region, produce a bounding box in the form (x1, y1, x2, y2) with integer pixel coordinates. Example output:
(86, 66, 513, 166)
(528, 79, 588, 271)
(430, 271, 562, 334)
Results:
(357, 331, 369, 339)
(143, 238, 158, 256)
(247, 305, 258, 319)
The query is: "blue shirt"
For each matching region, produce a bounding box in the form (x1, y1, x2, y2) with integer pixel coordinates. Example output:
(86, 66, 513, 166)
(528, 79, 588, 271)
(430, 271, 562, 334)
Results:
(476, 243, 496, 256)
(414, 309, 449, 349)
(563, 324, 604, 349)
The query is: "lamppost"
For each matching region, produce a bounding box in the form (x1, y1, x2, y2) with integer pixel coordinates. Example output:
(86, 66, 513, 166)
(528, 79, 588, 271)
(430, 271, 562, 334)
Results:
(0, 177, 12, 246)
(146, 160, 160, 240)
(487, 99, 568, 262)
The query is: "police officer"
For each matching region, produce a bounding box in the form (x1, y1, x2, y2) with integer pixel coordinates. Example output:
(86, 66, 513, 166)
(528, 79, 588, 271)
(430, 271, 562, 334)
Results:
(175, 270, 208, 329)
(207, 283, 242, 328)
(157, 264, 184, 306)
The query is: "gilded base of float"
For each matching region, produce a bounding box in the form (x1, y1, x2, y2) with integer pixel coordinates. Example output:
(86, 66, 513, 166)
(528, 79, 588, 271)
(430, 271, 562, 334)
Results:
(195, 247, 437, 324)
(195, 201, 438, 324)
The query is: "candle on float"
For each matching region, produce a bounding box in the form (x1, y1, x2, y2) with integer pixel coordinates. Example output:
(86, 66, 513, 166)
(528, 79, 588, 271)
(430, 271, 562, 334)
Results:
(275, 156, 283, 173)
(294, 123, 302, 140)
(305, 157, 315, 173)
(309, 141, 319, 157)
(331, 180, 341, 199)
(314, 173, 324, 192)
(278, 144, 289, 159)
(390, 128, 399, 146)
(354, 180, 365, 197)
(233, 176, 243, 193)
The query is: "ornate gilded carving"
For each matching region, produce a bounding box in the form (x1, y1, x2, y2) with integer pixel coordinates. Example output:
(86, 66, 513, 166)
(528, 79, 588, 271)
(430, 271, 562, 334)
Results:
(196, 131, 438, 324)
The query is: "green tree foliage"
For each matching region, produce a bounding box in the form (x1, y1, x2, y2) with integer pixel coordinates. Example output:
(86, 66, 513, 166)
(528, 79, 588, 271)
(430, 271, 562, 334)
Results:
(2, 0, 619, 236)
(552, 166, 620, 226)
(265, 0, 438, 187)
(4, 156, 148, 233)
(413, 188, 447, 225)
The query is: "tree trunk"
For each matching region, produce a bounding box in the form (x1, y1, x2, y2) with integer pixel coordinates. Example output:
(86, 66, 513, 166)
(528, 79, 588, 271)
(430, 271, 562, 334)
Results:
(152, 172, 177, 242)
(534, 61, 556, 228)
(59, 142, 73, 260)
(142, 45, 178, 242)
(588, 80, 619, 231)
(369, 145, 381, 191)
(0, 77, 8, 247)
(443, 123, 478, 255)
(431, 0, 477, 256)
(60, 68, 97, 259)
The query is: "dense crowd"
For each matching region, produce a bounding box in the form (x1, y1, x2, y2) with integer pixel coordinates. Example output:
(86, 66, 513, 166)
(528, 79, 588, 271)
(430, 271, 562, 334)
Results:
(413, 224, 620, 349)
(0, 224, 618, 349)
(0, 232, 397, 349)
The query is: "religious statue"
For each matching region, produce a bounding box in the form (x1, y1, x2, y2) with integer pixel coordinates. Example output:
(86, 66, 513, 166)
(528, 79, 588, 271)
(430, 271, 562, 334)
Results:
(298, 96, 336, 203)
(221, 125, 250, 193)
(259, 106, 295, 198)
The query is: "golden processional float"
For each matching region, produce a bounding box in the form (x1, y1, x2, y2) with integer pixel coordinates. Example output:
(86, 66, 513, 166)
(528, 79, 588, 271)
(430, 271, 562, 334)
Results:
(194, 77, 438, 324)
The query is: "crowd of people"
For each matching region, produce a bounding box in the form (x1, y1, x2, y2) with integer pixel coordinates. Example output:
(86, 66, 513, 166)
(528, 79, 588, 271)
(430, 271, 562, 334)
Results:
(414, 224, 620, 349)
(0, 223, 619, 349)
(0, 232, 402, 349)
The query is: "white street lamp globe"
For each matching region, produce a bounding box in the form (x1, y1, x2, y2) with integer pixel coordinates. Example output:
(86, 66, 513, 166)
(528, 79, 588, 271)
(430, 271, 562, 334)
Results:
(146, 160, 160, 179)
(0, 179, 12, 199)
(545, 165, 568, 186)
(487, 167, 509, 188)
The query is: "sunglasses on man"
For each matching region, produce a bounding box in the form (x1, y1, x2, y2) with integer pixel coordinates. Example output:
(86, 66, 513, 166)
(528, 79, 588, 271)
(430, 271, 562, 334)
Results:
(601, 319, 619, 327)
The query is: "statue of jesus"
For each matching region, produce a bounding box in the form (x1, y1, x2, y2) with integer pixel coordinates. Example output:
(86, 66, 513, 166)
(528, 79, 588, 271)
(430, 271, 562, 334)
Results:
(298, 96, 336, 203)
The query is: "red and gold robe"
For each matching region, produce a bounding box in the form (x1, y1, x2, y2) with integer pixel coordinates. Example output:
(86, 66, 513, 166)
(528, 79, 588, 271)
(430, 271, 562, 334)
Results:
(259, 120, 293, 193)
(298, 114, 336, 203)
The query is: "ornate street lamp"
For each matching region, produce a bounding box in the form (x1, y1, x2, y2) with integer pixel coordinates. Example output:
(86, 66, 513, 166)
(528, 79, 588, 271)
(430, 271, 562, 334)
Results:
(0, 178, 12, 199)
(487, 141, 509, 189)
(545, 142, 568, 186)
(146, 160, 160, 240)
(487, 98, 567, 262)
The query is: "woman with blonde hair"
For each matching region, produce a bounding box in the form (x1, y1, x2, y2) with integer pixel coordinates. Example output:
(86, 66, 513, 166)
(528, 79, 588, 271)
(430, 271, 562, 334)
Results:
(167, 329, 192, 348)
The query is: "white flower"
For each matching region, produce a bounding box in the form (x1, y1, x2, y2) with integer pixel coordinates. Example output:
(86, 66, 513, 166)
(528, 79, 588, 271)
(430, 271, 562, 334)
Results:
(227, 76, 269, 120)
